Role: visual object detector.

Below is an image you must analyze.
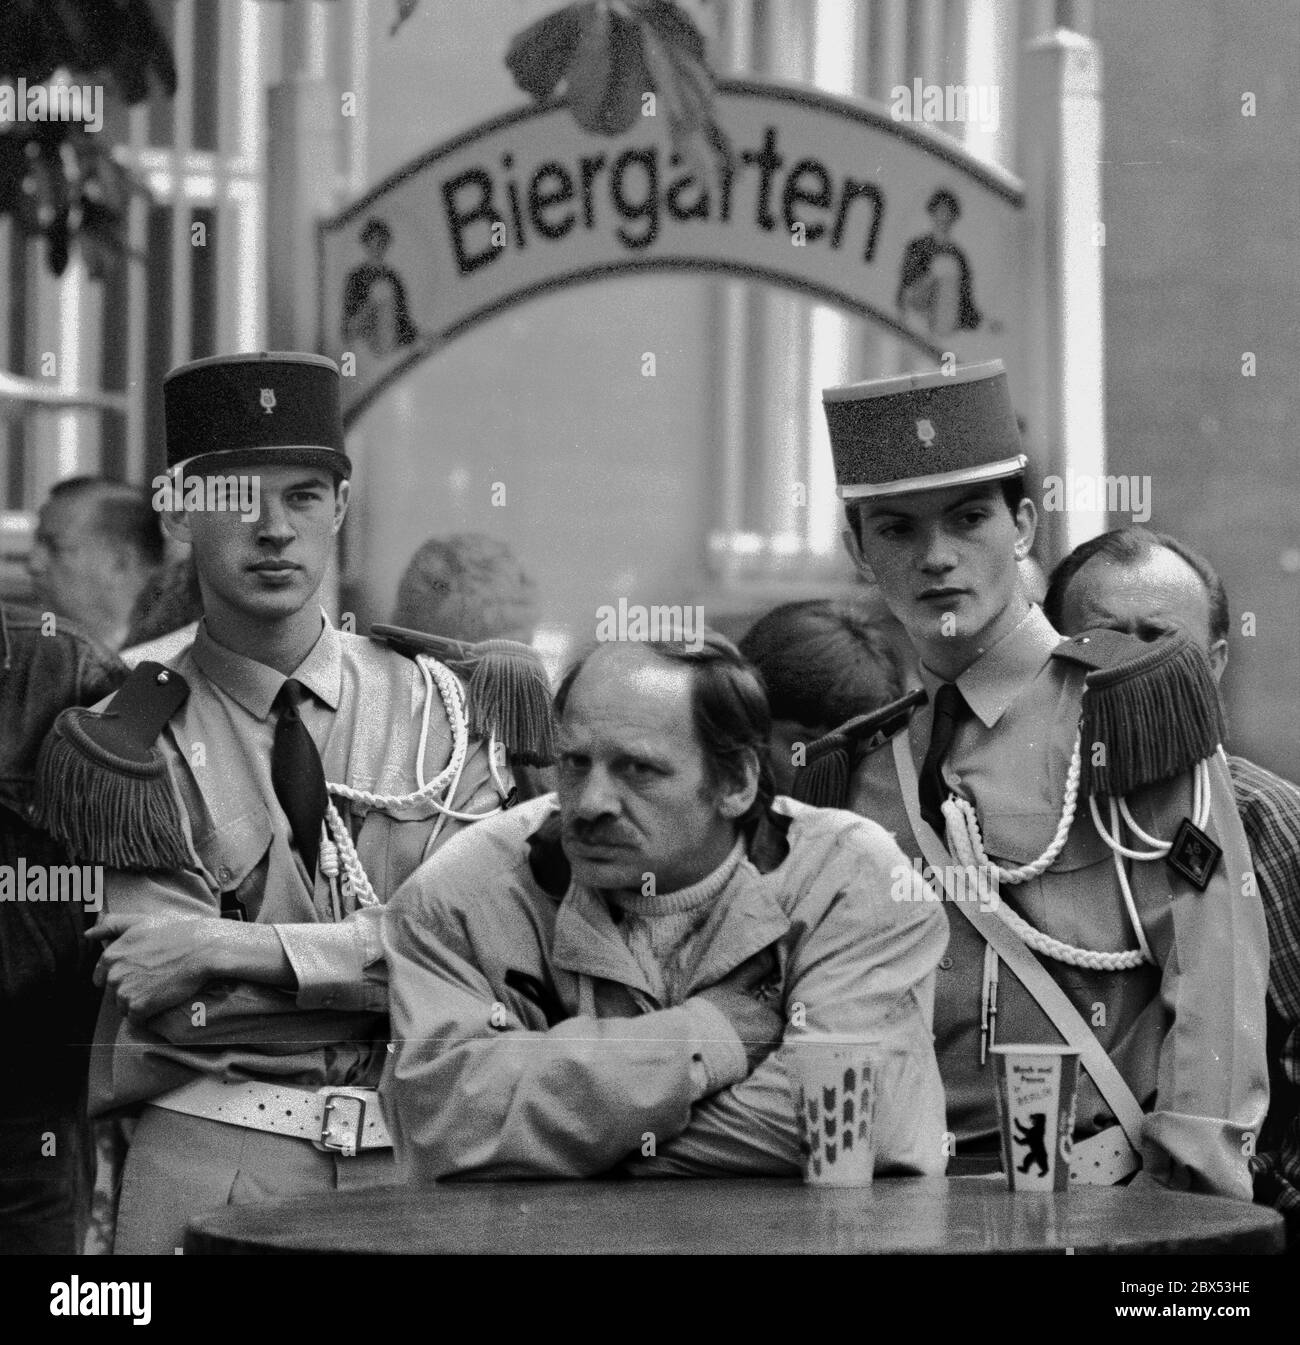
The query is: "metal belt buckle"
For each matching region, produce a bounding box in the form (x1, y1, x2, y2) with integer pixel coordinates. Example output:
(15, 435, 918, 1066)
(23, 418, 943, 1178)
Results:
(316, 1090, 365, 1156)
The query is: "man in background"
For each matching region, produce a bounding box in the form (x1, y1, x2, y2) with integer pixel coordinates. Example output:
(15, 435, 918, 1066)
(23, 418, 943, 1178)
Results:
(0, 601, 125, 1252)
(392, 533, 538, 645)
(739, 598, 907, 796)
(1045, 525, 1300, 1240)
(27, 476, 163, 654)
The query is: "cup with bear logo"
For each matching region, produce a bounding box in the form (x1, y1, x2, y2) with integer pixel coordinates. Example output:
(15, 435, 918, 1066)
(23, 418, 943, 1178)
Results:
(990, 1045, 1081, 1191)
(788, 1035, 889, 1186)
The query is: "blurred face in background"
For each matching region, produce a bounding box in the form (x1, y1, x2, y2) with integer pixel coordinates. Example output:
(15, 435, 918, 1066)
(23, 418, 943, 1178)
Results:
(29, 492, 132, 645)
(1056, 545, 1227, 681)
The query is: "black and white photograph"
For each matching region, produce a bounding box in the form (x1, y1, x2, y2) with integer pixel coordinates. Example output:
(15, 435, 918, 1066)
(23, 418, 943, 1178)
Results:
(0, 0, 1295, 1320)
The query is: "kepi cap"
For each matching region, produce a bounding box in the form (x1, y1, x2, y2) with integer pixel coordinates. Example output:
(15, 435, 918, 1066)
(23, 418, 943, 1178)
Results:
(164, 351, 350, 479)
(823, 359, 1024, 500)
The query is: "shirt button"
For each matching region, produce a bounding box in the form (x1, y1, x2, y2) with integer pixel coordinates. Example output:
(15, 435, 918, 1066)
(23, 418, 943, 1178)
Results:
(939, 956, 954, 971)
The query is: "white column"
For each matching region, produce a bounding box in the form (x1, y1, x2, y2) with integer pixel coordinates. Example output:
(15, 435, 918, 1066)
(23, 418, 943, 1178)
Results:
(871, 0, 909, 101)
(806, 0, 867, 558)
(961, 0, 1017, 170)
(914, 0, 947, 86)
(707, 0, 757, 585)
(266, 0, 343, 349)
(754, 2, 815, 568)
(1019, 29, 1106, 562)
(169, 0, 197, 366)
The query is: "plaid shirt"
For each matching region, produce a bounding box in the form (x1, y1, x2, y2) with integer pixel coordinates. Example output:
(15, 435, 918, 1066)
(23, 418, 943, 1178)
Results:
(1230, 755, 1300, 1225)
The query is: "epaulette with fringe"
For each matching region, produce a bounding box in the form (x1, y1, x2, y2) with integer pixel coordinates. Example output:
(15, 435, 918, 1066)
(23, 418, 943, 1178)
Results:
(370, 624, 556, 766)
(791, 688, 926, 809)
(31, 661, 191, 870)
(1051, 627, 1224, 798)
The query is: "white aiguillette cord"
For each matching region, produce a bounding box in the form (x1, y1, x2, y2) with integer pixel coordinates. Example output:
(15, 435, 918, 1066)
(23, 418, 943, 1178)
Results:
(317, 654, 511, 913)
(891, 731, 1146, 1156)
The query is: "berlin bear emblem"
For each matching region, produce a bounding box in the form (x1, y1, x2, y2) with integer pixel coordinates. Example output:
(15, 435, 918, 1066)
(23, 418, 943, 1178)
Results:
(1013, 1112, 1050, 1177)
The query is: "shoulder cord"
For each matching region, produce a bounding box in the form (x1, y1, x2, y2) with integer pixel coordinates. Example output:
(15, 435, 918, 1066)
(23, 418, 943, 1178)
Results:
(317, 654, 510, 909)
(1085, 758, 1211, 967)
(941, 730, 1151, 971)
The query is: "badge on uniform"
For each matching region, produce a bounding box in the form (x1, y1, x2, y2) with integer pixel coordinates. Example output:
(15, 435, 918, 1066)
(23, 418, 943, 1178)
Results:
(1166, 817, 1222, 891)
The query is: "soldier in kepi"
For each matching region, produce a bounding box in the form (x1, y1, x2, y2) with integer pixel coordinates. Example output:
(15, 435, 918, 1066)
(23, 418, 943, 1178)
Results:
(795, 359, 1269, 1198)
(33, 352, 554, 1253)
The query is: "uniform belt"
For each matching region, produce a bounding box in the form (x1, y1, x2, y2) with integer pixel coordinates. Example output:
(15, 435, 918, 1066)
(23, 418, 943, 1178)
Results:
(150, 1079, 391, 1154)
(1070, 1124, 1141, 1185)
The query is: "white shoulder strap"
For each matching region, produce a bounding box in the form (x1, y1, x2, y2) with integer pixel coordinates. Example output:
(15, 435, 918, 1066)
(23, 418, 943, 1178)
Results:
(891, 731, 1147, 1152)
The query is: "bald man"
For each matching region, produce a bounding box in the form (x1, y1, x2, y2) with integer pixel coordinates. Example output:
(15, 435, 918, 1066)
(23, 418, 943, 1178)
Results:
(1046, 526, 1300, 1238)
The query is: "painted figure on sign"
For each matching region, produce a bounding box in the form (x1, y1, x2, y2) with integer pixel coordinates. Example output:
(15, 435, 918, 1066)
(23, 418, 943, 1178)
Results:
(896, 188, 981, 337)
(341, 217, 419, 358)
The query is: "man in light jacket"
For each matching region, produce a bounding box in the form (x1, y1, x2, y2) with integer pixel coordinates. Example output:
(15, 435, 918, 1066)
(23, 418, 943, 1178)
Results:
(382, 631, 948, 1179)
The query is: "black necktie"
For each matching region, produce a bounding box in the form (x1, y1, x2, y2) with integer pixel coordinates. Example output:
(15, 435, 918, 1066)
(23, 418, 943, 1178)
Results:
(271, 679, 328, 882)
(919, 682, 968, 836)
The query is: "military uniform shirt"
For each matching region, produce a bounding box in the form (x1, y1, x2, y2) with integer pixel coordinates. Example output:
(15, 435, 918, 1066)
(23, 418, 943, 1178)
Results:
(850, 604, 1269, 1199)
(90, 616, 507, 1116)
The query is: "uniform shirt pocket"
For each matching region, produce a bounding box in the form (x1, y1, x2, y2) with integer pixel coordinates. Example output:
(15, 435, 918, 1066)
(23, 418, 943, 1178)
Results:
(194, 806, 275, 920)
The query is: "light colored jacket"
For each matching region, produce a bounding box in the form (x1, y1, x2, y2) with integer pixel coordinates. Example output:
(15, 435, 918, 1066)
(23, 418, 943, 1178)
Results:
(381, 794, 949, 1179)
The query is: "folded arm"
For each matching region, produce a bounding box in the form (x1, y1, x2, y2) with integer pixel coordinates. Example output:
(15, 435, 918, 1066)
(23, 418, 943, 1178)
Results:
(621, 840, 950, 1177)
(380, 885, 750, 1180)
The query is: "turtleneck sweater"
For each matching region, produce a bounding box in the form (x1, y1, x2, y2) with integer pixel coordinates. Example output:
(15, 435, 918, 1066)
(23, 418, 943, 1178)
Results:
(594, 837, 750, 1098)
(607, 838, 746, 1008)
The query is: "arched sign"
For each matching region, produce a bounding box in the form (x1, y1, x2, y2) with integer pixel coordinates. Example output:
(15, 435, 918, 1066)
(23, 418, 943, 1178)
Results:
(319, 78, 1025, 427)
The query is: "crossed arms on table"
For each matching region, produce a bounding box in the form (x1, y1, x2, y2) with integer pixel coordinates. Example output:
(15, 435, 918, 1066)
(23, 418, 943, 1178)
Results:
(379, 818, 950, 1180)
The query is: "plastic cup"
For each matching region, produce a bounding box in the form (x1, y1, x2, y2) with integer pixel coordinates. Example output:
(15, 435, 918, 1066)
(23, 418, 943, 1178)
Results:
(788, 1036, 884, 1186)
(990, 1045, 1080, 1192)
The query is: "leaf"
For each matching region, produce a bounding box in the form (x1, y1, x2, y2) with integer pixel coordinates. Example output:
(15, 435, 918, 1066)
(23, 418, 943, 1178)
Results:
(1, 0, 176, 104)
(390, 0, 421, 37)
(505, 3, 587, 103)
(640, 23, 713, 158)
(566, 2, 616, 133)
(628, 0, 708, 65)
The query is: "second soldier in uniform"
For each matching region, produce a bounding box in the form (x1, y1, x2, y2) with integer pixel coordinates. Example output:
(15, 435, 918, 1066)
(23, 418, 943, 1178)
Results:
(35, 352, 552, 1252)
(797, 360, 1269, 1198)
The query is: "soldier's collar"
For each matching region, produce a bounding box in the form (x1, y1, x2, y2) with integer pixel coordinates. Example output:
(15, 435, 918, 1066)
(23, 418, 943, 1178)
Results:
(192, 611, 342, 720)
(920, 604, 1062, 729)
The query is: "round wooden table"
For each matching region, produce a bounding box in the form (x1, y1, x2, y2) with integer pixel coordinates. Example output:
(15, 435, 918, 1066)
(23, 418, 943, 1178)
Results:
(184, 1176, 1285, 1255)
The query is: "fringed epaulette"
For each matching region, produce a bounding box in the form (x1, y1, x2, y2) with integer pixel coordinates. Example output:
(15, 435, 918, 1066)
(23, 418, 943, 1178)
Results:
(31, 661, 191, 870)
(791, 688, 926, 809)
(1052, 627, 1224, 798)
(370, 624, 556, 765)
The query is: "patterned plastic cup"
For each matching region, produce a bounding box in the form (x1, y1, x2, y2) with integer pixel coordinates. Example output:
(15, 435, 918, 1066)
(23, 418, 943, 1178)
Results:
(788, 1036, 885, 1186)
(991, 1045, 1080, 1192)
